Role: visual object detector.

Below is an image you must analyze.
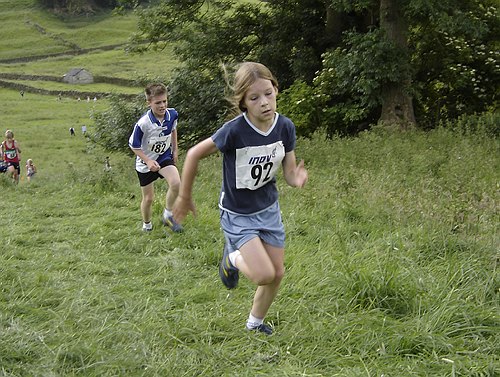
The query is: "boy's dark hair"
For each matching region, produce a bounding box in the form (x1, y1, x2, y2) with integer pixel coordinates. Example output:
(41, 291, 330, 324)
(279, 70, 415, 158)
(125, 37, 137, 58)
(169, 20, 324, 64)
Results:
(145, 83, 167, 102)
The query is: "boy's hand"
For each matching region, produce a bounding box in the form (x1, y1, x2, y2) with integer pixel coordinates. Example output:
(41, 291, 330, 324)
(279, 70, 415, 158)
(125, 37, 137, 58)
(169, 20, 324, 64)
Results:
(147, 159, 160, 172)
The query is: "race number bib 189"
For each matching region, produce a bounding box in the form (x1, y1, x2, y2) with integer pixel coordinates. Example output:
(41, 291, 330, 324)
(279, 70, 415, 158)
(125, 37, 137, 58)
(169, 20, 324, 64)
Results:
(235, 141, 285, 190)
(148, 134, 171, 154)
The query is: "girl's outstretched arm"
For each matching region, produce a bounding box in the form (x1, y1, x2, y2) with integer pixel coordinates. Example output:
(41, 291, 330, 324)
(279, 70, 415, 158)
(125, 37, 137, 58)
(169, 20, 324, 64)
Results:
(282, 151, 308, 188)
(171, 128, 179, 163)
(173, 138, 219, 223)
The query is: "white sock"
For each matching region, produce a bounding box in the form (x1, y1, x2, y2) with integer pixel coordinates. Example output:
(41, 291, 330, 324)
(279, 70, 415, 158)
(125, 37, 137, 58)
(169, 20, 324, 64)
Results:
(163, 208, 172, 219)
(246, 313, 263, 329)
(228, 249, 241, 268)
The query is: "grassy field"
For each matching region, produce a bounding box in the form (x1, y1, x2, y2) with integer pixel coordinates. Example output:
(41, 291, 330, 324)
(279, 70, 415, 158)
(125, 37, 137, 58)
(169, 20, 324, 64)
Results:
(1, 0, 499, 376)
(0, 0, 138, 58)
(0, 47, 178, 82)
(0, 0, 177, 94)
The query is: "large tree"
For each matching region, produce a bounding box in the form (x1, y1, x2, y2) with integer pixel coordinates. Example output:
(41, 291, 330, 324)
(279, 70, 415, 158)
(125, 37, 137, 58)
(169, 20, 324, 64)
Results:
(95, 0, 498, 150)
(378, 0, 416, 128)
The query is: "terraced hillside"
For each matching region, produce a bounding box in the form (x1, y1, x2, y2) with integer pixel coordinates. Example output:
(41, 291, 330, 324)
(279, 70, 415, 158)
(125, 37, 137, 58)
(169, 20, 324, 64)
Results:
(0, 0, 178, 99)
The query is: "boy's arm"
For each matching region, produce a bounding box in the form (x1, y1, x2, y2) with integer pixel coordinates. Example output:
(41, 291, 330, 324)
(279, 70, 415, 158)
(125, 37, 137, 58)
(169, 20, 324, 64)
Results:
(130, 148, 160, 172)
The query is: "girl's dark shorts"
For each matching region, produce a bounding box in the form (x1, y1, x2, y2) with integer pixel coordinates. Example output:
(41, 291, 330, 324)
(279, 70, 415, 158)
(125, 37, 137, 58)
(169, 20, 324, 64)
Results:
(136, 159, 175, 187)
(7, 162, 20, 175)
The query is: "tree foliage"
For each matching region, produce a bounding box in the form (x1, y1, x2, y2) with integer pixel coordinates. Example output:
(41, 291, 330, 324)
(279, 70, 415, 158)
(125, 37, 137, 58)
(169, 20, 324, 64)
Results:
(409, 1, 499, 128)
(168, 67, 229, 148)
(91, 93, 145, 154)
(95, 0, 499, 153)
(317, 29, 412, 134)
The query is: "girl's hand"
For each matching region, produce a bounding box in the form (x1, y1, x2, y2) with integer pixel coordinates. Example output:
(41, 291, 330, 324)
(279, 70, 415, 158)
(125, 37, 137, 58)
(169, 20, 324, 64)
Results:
(294, 159, 308, 188)
(283, 152, 308, 188)
(173, 196, 197, 224)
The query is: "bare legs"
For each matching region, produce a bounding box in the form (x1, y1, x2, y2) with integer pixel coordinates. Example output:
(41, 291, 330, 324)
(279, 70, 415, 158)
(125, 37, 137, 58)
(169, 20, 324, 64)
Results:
(140, 165, 181, 224)
(140, 183, 154, 223)
(7, 166, 19, 184)
(161, 165, 180, 211)
(235, 237, 285, 320)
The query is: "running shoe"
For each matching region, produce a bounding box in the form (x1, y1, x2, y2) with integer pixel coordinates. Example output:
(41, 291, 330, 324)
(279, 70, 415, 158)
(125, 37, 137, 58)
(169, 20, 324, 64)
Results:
(162, 214, 183, 233)
(219, 243, 239, 289)
(247, 323, 273, 335)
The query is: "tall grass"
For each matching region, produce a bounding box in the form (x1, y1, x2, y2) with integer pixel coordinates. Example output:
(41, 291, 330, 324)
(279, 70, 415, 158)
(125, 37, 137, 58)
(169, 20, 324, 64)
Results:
(0, 94, 498, 375)
(0, 0, 498, 375)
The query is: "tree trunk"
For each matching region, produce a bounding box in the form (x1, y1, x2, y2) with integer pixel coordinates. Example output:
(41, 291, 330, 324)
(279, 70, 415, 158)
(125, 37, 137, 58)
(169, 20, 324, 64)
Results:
(325, 5, 344, 47)
(379, 0, 416, 129)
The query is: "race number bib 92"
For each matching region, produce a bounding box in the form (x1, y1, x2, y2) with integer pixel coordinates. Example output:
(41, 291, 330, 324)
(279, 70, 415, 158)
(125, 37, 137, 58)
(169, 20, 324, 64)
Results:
(235, 142, 285, 190)
(148, 134, 171, 154)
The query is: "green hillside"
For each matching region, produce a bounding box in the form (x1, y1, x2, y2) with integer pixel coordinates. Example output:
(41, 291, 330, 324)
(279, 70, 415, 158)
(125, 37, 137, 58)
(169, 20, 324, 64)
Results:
(0, 0, 178, 97)
(0, 0, 137, 58)
(0, 1, 499, 376)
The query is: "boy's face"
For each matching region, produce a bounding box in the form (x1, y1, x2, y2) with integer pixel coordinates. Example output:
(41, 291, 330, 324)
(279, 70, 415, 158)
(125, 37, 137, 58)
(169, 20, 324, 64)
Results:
(148, 94, 168, 120)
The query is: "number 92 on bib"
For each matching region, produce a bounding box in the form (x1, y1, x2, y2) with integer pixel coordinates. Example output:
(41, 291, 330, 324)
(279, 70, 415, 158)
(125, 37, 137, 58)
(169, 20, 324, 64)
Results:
(235, 142, 285, 190)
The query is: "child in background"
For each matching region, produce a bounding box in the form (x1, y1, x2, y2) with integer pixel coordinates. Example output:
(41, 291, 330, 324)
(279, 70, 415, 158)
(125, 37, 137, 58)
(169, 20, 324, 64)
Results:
(173, 62, 308, 334)
(104, 156, 112, 172)
(1, 130, 22, 184)
(26, 159, 37, 182)
(129, 83, 183, 233)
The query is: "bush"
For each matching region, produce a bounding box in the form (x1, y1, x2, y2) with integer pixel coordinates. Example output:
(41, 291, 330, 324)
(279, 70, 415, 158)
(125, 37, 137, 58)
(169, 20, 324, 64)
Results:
(440, 112, 500, 137)
(169, 67, 229, 148)
(277, 80, 322, 137)
(91, 93, 145, 155)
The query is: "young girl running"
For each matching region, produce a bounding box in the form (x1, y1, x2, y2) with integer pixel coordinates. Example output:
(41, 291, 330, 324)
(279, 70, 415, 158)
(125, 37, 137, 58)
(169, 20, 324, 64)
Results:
(173, 62, 308, 334)
(25, 158, 37, 182)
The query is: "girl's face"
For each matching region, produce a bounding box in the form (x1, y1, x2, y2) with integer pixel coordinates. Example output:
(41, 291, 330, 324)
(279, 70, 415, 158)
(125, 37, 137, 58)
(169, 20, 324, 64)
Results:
(243, 78, 277, 130)
(148, 94, 168, 120)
